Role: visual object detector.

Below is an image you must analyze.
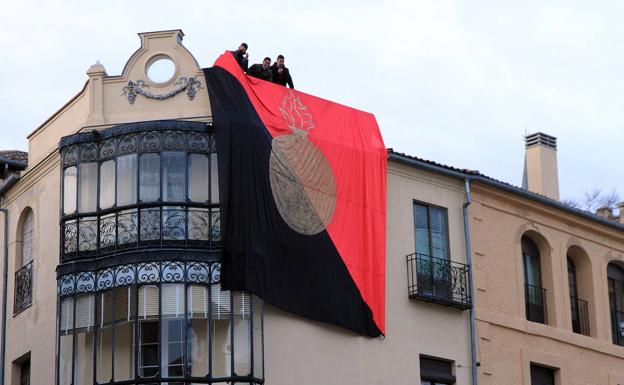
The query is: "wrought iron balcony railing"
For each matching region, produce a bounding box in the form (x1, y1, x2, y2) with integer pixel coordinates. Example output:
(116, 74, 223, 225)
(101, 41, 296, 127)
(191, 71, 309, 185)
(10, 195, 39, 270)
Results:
(406, 252, 471, 310)
(570, 296, 590, 336)
(14, 261, 33, 315)
(62, 204, 221, 262)
(525, 283, 547, 324)
(611, 309, 624, 346)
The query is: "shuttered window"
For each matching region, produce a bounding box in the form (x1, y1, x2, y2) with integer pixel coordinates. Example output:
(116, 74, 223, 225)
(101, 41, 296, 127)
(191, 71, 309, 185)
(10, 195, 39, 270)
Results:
(60, 295, 96, 333)
(75, 294, 94, 331)
(161, 284, 184, 318)
(138, 285, 159, 320)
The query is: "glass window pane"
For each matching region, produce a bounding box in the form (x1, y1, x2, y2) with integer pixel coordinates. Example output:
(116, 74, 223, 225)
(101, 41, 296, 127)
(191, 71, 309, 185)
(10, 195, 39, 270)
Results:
(96, 327, 113, 384)
(188, 285, 209, 377)
(233, 292, 251, 376)
(63, 167, 77, 215)
(252, 295, 263, 379)
(74, 330, 94, 385)
(99, 160, 115, 209)
(163, 152, 186, 202)
(114, 322, 135, 381)
(189, 154, 209, 202)
(211, 285, 231, 377)
(430, 207, 448, 259)
(95, 291, 113, 384)
(162, 319, 185, 378)
(413, 204, 430, 256)
(139, 321, 159, 378)
(117, 154, 138, 206)
(21, 210, 34, 266)
(210, 153, 219, 203)
(140, 154, 160, 202)
(79, 163, 97, 213)
(59, 333, 73, 385)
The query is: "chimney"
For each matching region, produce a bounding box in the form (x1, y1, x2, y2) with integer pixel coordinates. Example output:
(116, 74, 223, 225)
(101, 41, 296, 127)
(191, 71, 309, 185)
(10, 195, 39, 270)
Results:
(522, 132, 559, 200)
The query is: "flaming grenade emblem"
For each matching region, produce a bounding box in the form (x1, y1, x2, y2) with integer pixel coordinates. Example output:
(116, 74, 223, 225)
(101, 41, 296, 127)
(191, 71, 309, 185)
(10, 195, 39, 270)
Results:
(269, 92, 337, 235)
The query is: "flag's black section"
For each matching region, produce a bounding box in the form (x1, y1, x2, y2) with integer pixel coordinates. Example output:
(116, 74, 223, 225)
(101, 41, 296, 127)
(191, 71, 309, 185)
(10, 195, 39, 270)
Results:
(203, 66, 381, 337)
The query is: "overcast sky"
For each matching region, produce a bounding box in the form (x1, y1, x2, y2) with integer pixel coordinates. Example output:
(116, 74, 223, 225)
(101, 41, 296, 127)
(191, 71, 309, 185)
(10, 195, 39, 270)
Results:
(1, 1, 622, 204)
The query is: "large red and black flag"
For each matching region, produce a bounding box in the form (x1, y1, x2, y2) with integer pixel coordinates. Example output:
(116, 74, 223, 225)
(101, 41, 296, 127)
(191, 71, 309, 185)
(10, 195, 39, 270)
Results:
(203, 52, 386, 337)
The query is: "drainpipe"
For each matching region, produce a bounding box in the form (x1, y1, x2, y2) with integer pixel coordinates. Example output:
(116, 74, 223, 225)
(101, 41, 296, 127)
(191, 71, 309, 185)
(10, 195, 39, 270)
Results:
(463, 178, 479, 385)
(0, 207, 7, 385)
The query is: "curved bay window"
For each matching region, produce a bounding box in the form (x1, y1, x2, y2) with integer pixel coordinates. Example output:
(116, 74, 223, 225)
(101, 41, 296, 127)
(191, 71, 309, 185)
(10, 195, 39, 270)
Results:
(57, 261, 264, 384)
(59, 121, 220, 263)
(57, 121, 264, 384)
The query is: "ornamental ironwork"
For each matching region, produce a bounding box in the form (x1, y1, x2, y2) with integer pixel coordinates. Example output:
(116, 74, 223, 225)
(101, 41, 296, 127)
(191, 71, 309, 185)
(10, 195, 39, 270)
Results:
(406, 252, 471, 310)
(63, 206, 221, 261)
(121, 76, 202, 104)
(58, 260, 220, 297)
(61, 129, 215, 167)
(14, 261, 33, 315)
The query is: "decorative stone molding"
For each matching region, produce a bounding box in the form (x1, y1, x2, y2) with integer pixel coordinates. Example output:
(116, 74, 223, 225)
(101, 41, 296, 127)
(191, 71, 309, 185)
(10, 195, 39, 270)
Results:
(121, 76, 202, 104)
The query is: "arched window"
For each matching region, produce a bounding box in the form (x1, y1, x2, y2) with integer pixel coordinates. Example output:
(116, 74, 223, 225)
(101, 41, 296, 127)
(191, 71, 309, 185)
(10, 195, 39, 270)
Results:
(20, 209, 34, 267)
(608, 262, 624, 346)
(522, 235, 546, 324)
(14, 208, 34, 315)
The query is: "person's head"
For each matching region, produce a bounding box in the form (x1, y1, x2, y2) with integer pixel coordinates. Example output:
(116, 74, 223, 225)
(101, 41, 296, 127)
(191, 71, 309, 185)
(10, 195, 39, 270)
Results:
(276, 55, 285, 67)
(238, 43, 248, 54)
(262, 57, 271, 69)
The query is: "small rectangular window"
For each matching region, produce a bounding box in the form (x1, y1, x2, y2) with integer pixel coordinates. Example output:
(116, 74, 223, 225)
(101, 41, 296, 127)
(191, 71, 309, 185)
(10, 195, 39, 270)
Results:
(530, 363, 555, 385)
(117, 154, 138, 206)
(420, 356, 455, 385)
(79, 163, 97, 213)
(19, 358, 30, 385)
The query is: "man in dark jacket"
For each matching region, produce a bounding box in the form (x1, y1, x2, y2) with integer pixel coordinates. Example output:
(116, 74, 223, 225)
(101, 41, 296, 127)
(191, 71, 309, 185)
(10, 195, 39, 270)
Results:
(230, 43, 249, 72)
(247, 57, 273, 82)
(270, 55, 294, 88)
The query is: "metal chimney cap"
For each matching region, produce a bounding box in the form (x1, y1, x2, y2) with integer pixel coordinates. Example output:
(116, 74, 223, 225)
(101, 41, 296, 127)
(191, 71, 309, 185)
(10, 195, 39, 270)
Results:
(525, 132, 557, 149)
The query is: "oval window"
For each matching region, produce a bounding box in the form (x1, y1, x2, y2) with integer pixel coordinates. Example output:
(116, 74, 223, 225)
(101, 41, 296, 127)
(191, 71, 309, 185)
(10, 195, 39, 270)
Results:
(146, 57, 176, 84)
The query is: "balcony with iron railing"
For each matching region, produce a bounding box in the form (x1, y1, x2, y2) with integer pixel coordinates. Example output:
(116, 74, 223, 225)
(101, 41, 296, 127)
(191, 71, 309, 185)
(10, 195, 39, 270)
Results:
(406, 252, 471, 310)
(14, 261, 33, 315)
(525, 283, 547, 324)
(62, 204, 221, 263)
(570, 296, 590, 336)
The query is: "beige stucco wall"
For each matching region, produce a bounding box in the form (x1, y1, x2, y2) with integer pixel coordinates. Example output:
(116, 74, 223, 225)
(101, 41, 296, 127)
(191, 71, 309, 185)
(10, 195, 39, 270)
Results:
(0, 153, 60, 385)
(471, 183, 624, 385)
(262, 162, 472, 385)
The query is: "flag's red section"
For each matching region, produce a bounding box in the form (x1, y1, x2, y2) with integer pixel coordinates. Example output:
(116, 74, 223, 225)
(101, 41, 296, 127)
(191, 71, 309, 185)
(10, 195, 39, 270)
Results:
(213, 52, 387, 334)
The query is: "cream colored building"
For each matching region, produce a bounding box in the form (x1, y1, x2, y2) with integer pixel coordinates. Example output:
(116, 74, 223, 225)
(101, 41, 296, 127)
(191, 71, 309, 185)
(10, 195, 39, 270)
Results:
(0, 30, 474, 385)
(391, 134, 624, 385)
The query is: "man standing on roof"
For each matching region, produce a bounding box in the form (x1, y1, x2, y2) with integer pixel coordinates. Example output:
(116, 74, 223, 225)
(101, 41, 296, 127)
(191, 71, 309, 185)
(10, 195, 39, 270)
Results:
(270, 55, 294, 88)
(247, 57, 273, 82)
(231, 43, 249, 72)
